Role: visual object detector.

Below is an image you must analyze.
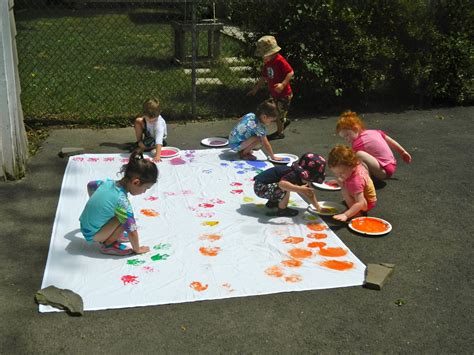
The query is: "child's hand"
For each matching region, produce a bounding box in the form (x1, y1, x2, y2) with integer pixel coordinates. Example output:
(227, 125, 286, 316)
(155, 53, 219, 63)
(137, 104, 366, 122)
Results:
(134, 246, 150, 254)
(153, 156, 162, 163)
(300, 185, 315, 198)
(333, 213, 348, 222)
(273, 83, 284, 93)
(401, 151, 412, 164)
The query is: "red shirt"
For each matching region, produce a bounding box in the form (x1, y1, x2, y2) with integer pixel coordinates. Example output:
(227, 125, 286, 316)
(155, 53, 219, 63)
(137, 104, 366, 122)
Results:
(262, 53, 293, 98)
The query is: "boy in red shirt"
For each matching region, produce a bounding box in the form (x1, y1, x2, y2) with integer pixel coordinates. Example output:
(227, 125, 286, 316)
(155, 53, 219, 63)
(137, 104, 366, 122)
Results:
(248, 35, 294, 141)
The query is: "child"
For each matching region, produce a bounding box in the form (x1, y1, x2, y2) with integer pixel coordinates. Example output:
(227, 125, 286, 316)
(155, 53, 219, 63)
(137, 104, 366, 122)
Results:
(336, 111, 412, 180)
(229, 99, 283, 161)
(254, 153, 326, 217)
(134, 98, 167, 163)
(327, 145, 377, 222)
(79, 151, 158, 256)
(247, 35, 294, 141)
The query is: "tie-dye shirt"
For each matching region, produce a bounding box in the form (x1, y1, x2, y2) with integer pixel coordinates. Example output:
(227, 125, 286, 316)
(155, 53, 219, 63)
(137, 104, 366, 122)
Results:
(229, 113, 267, 150)
(79, 179, 137, 242)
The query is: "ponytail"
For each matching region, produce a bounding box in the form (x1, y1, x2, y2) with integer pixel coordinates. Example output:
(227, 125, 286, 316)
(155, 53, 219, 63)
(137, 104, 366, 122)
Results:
(120, 150, 158, 184)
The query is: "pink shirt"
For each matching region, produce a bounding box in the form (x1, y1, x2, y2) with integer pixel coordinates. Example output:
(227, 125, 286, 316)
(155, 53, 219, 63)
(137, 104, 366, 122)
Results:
(345, 165, 377, 204)
(352, 130, 396, 168)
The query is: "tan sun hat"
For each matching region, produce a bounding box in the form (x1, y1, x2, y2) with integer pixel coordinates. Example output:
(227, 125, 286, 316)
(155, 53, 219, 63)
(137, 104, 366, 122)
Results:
(255, 35, 281, 57)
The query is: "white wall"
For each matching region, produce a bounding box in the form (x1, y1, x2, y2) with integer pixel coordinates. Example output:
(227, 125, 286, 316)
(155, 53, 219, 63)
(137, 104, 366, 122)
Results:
(0, 0, 28, 180)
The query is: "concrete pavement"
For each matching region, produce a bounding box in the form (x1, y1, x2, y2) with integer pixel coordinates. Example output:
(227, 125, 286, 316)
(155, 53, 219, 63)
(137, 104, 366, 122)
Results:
(0, 106, 473, 353)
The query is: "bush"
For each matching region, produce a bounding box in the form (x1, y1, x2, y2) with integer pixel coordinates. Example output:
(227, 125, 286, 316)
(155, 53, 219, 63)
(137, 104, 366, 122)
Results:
(221, 0, 473, 108)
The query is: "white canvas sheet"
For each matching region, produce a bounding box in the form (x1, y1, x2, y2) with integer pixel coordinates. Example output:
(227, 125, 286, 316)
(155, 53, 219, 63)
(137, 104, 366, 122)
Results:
(40, 149, 365, 312)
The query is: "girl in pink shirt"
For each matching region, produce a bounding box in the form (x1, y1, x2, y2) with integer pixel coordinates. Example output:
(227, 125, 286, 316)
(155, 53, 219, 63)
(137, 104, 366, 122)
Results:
(336, 111, 412, 180)
(328, 145, 377, 222)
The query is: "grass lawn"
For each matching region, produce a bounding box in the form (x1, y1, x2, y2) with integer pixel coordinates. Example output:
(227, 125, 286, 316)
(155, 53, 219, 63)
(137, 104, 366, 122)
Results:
(15, 7, 259, 127)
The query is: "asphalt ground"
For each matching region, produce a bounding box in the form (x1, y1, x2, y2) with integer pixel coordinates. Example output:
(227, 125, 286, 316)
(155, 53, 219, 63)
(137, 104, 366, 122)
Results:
(0, 106, 473, 353)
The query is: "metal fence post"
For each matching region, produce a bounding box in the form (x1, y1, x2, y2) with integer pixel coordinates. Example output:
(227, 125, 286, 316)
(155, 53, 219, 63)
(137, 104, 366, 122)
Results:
(191, 1, 197, 118)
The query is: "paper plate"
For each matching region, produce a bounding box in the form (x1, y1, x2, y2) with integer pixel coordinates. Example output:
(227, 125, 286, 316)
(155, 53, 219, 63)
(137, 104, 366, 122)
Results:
(348, 216, 392, 236)
(160, 147, 180, 158)
(268, 153, 298, 164)
(307, 201, 346, 216)
(312, 177, 341, 191)
(201, 137, 229, 147)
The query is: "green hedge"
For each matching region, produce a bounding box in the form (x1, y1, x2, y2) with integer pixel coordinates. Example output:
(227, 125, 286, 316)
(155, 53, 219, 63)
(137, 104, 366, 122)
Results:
(221, 0, 473, 108)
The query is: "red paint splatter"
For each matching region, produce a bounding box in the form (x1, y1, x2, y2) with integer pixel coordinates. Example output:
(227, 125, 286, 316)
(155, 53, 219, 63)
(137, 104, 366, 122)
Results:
(121, 275, 139, 285)
(142, 266, 155, 273)
(140, 209, 159, 217)
(318, 247, 348, 257)
(265, 266, 284, 278)
(325, 181, 339, 188)
(282, 236, 304, 244)
(288, 248, 313, 259)
(190, 281, 208, 291)
(320, 260, 354, 271)
(198, 203, 215, 208)
(144, 196, 158, 201)
(230, 182, 243, 186)
(199, 246, 221, 256)
(308, 242, 327, 249)
(230, 189, 244, 194)
(306, 233, 327, 239)
(281, 259, 303, 268)
(161, 149, 178, 157)
(306, 222, 328, 231)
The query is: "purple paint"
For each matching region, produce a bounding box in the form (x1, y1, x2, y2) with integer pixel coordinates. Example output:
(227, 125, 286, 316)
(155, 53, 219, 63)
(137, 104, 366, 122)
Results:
(170, 157, 186, 165)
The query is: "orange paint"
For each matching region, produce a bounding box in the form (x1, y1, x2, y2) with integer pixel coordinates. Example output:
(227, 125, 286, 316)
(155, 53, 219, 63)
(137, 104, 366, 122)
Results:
(306, 222, 328, 231)
(307, 242, 326, 249)
(288, 248, 313, 259)
(282, 236, 304, 244)
(284, 274, 303, 283)
(189, 281, 208, 291)
(202, 221, 219, 227)
(199, 246, 221, 256)
(320, 260, 354, 271)
(351, 217, 390, 233)
(281, 259, 303, 268)
(199, 234, 221, 242)
(140, 209, 159, 217)
(265, 265, 284, 278)
(306, 233, 327, 239)
(318, 247, 348, 257)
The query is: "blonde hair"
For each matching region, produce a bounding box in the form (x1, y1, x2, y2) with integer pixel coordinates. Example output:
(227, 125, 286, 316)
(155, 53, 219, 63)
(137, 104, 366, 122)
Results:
(336, 110, 365, 134)
(143, 98, 161, 117)
(328, 144, 359, 168)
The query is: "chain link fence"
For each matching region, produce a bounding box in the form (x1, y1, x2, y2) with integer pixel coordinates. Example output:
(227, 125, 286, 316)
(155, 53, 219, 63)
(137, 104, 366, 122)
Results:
(14, 0, 267, 126)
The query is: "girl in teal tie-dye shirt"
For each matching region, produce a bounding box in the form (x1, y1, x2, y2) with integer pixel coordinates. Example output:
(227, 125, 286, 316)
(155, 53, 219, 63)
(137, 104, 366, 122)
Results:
(79, 151, 158, 256)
